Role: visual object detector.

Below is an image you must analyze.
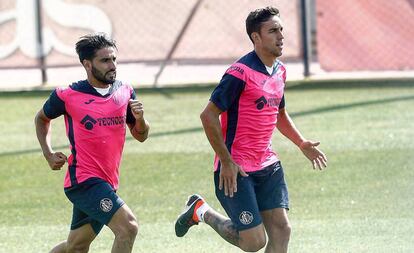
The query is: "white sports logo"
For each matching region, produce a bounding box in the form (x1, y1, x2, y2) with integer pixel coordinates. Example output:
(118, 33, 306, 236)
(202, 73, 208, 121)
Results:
(239, 211, 253, 225)
(100, 198, 113, 212)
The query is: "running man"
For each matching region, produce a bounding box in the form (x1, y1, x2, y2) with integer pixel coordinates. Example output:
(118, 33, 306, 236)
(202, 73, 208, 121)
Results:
(175, 7, 327, 253)
(35, 33, 150, 253)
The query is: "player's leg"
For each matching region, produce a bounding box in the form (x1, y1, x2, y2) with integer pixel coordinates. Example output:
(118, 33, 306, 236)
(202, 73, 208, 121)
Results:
(175, 171, 267, 252)
(256, 162, 291, 253)
(51, 186, 103, 253)
(175, 194, 266, 251)
(65, 178, 136, 253)
(49, 204, 99, 253)
(203, 208, 267, 251)
(107, 204, 138, 253)
(50, 223, 97, 253)
(50, 241, 67, 253)
(261, 208, 291, 253)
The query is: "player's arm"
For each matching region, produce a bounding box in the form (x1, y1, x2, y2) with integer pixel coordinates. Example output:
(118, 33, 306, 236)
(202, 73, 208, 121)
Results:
(200, 102, 247, 198)
(200, 72, 249, 197)
(276, 107, 327, 169)
(127, 99, 149, 142)
(200, 102, 234, 168)
(34, 109, 67, 170)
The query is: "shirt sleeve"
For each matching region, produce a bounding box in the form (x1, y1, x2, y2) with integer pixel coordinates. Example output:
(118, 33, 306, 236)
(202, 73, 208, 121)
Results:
(126, 88, 137, 124)
(210, 74, 245, 111)
(279, 95, 285, 109)
(43, 90, 66, 119)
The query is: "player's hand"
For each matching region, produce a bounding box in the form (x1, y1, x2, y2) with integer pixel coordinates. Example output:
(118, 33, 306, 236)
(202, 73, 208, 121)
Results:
(300, 140, 327, 170)
(219, 160, 248, 197)
(45, 152, 67, 170)
(129, 99, 144, 120)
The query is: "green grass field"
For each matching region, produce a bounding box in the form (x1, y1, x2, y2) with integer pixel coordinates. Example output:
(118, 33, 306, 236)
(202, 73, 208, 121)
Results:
(0, 80, 413, 252)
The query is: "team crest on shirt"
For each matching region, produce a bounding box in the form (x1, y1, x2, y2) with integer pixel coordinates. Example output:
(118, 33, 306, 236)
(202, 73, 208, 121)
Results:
(239, 211, 254, 225)
(100, 198, 113, 212)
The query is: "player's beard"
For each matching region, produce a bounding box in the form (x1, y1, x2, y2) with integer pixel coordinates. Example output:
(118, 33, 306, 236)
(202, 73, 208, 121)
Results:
(273, 50, 282, 58)
(269, 45, 283, 58)
(92, 65, 116, 84)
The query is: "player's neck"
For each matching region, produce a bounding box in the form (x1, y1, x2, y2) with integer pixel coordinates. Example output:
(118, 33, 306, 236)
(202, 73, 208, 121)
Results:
(87, 77, 111, 89)
(255, 48, 277, 68)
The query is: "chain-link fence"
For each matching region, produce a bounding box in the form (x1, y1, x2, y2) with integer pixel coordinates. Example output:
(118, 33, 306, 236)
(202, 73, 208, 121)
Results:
(0, 0, 301, 67)
(315, 0, 414, 71)
(0, 0, 413, 89)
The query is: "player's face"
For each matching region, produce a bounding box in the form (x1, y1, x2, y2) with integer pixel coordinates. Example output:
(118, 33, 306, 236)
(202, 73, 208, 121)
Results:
(256, 15, 284, 57)
(90, 47, 117, 85)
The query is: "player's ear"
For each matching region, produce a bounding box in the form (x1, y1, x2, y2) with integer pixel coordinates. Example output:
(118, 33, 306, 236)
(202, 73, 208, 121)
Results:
(251, 32, 260, 44)
(82, 59, 92, 70)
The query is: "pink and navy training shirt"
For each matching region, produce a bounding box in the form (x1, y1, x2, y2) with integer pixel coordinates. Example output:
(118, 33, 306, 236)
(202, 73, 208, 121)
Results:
(211, 51, 286, 173)
(43, 80, 137, 190)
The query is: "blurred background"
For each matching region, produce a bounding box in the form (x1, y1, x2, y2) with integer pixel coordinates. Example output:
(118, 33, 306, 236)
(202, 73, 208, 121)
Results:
(1, 0, 413, 90)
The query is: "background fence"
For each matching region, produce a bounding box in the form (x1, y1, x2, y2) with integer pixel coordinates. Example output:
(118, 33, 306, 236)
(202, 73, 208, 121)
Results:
(316, 0, 414, 71)
(0, 0, 413, 90)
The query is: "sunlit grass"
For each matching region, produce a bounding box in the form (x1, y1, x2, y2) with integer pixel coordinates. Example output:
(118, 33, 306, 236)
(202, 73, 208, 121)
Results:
(0, 81, 413, 252)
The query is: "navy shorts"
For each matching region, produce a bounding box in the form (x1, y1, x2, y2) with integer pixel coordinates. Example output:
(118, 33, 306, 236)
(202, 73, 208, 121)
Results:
(64, 178, 125, 234)
(214, 161, 289, 231)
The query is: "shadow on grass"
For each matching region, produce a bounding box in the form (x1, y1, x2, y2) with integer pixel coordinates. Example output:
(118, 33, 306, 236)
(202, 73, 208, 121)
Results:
(0, 78, 413, 98)
(291, 94, 414, 117)
(286, 78, 414, 90)
(1, 94, 413, 157)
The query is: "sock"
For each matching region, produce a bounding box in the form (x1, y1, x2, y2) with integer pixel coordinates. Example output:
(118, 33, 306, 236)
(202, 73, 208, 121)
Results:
(195, 201, 210, 223)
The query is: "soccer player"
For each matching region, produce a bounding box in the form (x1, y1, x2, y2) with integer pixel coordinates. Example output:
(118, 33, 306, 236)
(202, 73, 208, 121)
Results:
(175, 6, 327, 253)
(35, 33, 149, 253)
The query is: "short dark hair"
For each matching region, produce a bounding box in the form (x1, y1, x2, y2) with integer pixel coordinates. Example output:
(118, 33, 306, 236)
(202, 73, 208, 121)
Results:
(75, 33, 117, 63)
(246, 6, 280, 43)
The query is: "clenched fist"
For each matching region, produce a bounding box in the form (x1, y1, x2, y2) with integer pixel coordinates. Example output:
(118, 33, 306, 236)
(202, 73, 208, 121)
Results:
(129, 99, 144, 120)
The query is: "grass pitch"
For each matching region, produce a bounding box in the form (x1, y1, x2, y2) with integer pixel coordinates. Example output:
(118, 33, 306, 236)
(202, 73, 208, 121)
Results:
(0, 80, 413, 252)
